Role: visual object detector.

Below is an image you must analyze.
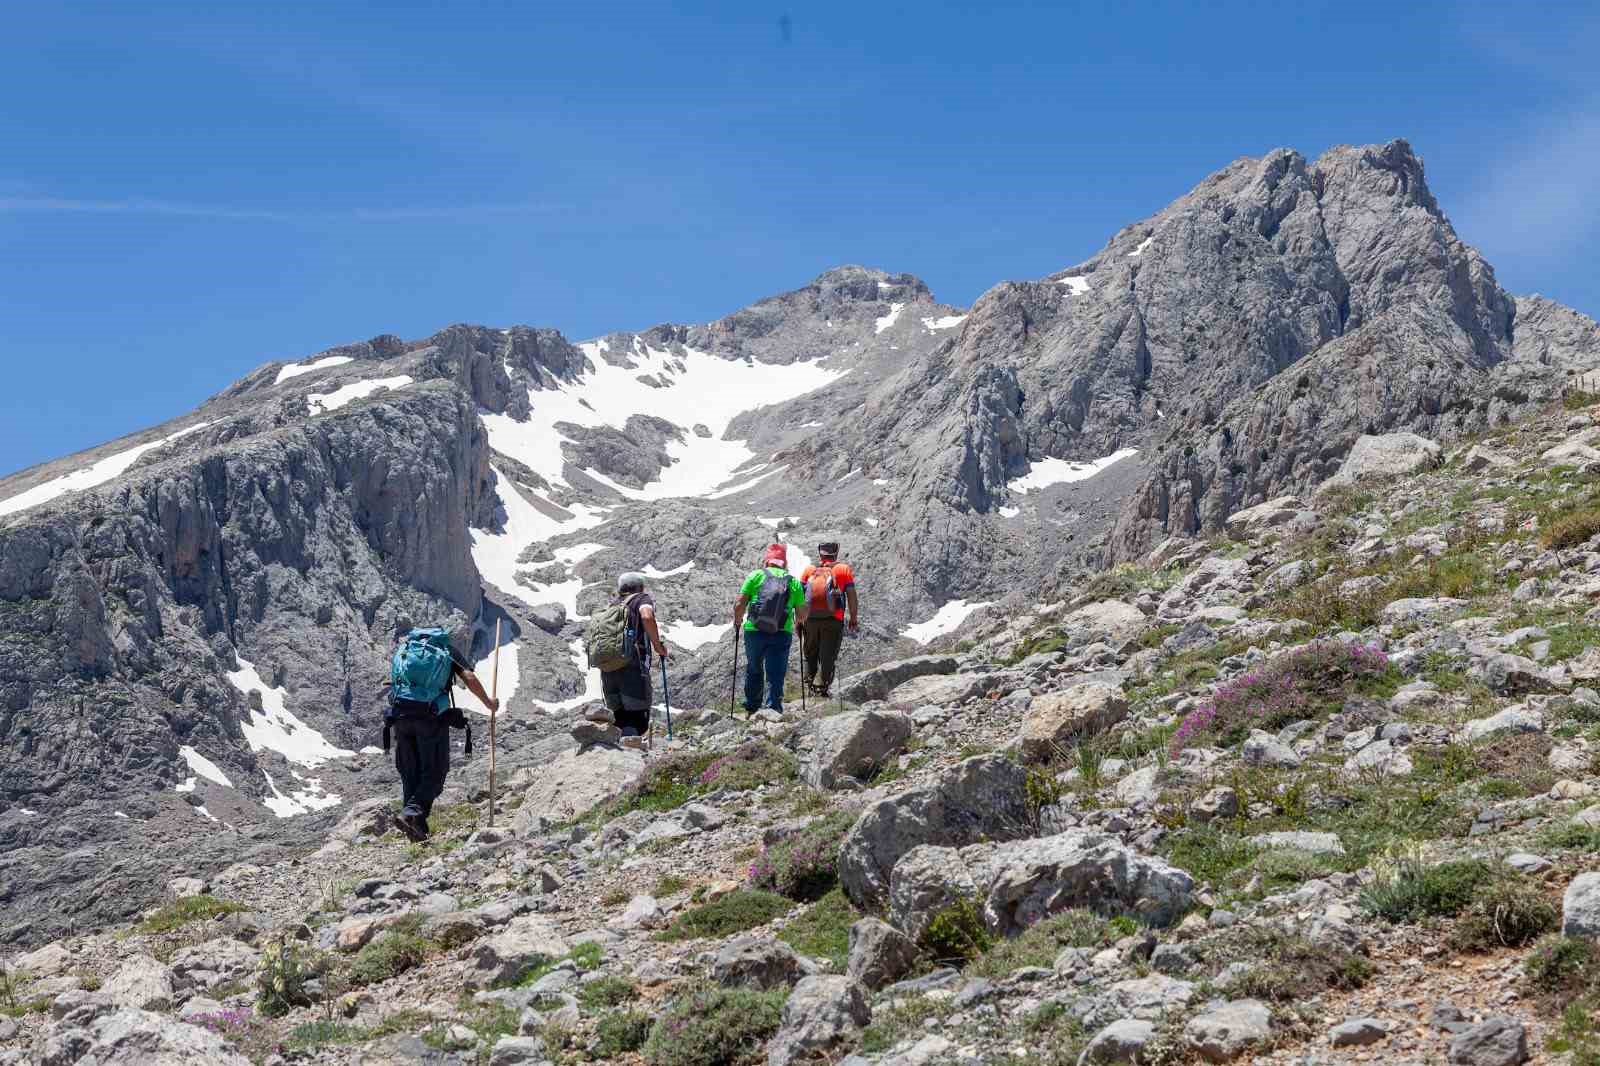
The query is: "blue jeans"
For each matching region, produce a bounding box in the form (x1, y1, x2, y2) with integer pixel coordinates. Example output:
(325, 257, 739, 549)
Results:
(743, 628, 793, 712)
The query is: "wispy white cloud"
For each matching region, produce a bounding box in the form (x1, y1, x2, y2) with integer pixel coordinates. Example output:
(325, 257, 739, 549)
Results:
(0, 196, 565, 222)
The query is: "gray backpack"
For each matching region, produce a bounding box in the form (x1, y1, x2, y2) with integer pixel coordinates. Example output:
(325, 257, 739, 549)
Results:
(751, 569, 792, 634)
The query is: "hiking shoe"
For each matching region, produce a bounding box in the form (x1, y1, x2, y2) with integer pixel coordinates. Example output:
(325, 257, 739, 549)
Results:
(397, 813, 425, 842)
(620, 735, 645, 750)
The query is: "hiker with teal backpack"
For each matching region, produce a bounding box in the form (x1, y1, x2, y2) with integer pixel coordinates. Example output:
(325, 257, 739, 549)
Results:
(384, 626, 498, 841)
(731, 544, 809, 715)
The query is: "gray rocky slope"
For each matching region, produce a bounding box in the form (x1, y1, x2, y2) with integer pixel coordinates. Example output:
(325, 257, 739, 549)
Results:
(0, 139, 1597, 947)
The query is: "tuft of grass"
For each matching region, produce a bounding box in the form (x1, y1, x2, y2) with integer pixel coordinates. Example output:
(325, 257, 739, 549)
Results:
(1360, 859, 1492, 924)
(966, 910, 1113, 979)
(657, 889, 791, 942)
(653, 874, 690, 897)
(137, 894, 246, 934)
(860, 994, 947, 1055)
(642, 984, 786, 1066)
(1527, 936, 1600, 997)
(578, 974, 637, 1011)
(1160, 826, 1260, 887)
(776, 888, 856, 971)
(348, 927, 432, 987)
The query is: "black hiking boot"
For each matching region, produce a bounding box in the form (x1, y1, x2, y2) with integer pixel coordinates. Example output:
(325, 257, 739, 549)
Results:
(398, 812, 426, 842)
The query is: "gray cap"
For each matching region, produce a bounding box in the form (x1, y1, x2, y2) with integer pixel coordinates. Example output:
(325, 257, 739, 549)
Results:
(617, 571, 648, 594)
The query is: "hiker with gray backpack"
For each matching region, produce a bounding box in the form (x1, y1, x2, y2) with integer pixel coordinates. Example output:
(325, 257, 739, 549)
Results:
(732, 544, 809, 715)
(585, 571, 669, 746)
(384, 626, 498, 841)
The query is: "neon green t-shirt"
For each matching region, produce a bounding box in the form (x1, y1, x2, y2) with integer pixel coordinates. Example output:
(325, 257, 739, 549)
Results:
(740, 567, 805, 632)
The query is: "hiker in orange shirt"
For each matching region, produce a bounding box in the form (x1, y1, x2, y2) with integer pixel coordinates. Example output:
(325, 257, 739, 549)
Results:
(799, 541, 859, 698)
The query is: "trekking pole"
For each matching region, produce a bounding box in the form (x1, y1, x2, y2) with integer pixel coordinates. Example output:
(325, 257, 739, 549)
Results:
(660, 658, 673, 741)
(798, 625, 806, 717)
(488, 619, 500, 828)
(730, 628, 740, 717)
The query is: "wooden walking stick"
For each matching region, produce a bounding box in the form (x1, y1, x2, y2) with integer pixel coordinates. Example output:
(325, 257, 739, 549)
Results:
(488, 618, 500, 827)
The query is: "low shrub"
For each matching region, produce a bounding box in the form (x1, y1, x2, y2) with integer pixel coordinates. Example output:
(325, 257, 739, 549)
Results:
(1360, 859, 1491, 923)
(747, 808, 857, 901)
(860, 994, 947, 1055)
(597, 1010, 653, 1056)
(1526, 935, 1600, 997)
(657, 889, 791, 942)
(697, 740, 797, 793)
(256, 940, 320, 1018)
(1452, 880, 1558, 951)
(1208, 926, 1371, 1002)
(642, 984, 786, 1066)
(919, 897, 992, 965)
(1171, 640, 1391, 753)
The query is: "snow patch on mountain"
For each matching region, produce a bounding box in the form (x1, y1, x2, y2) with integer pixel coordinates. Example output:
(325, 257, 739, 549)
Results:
(1129, 236, 1155, 258)
(485, 341, 844, 501)
(903, 600, 994, 644)
(307, 375, 413, 414)
(0, 421, 213, 518)
(225, 658, 356, 769)
(1008, 448, 1138, 494)
(471, 468, 608, 611)
(530, 640, 602, 714)
(261, 769, 341, 818)
(875, 303, 906, 334)
(644, 561, 695, 579)
(921, 314, 967, 330)
(1057, 276, 1091, 296)
(274, 355, 353, 384)
(663, 620, 732, 650)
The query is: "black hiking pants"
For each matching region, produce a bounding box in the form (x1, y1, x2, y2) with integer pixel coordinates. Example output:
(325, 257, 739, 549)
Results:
(803, 617, 846, 692)
(392, 712, 450, 831)
(601, 659, 652, 736)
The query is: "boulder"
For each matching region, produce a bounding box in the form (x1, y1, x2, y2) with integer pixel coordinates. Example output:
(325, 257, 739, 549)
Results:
(529, 603, 566, 635)
(838, 755, 1031, 910)
(1563, 871, 1600, 938)
(570, 719, 621, 748)
(39, 1007, 252, 1065)
(801, 711, 915, 790)
(1460, 445, 1514, 473)
(1078, 1018, 1155, 1064)
(1329, 1018, 1389, 1047)
(1223, 497, 1318, 540)
(101, 954, 173, 1011)
(980, 831, 1194, 934)
(166, 877, 207, 899)
(1446, 1016, 1529, 1066)
(835, 655, 959, 705)
(1063, 601, 1150, 646)
(1185, 999, 1271, 1062)
(1086, 975, 1197, 1026)
(1461, 705, 1544, 741)
(618, 895, 663, 930)
(1473, 655, 1556, 695)
(1019, 684, 1129, 763)
(490, 1035, 553, 1065)
(711, 936, 813, 991)
(883, 673, 990, 710)
(1242, 730, 1301, 769)
(846, 918, 918, 991)
(1249, 831, 1344, 855)
(15, 941, 72, 979)
(511, 747, 644, 831)
(1380, 597, 1467, 624)
(888, 845, 979, 942)
(167, 939, 260, 992)
(765, 975, 870, 1066)
(1190, 787, 1239, 823)
(328, 798, 397, 843)
(468, 916, 572, 988)
(1322, 432, 1441, 488)
(1261, 560, 1312, 594)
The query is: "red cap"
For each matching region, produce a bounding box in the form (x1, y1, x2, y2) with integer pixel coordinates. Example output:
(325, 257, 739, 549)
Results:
(763, 543, 788, 567)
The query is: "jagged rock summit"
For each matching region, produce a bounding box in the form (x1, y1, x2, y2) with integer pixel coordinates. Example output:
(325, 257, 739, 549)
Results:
(0, 139, 1597, 953)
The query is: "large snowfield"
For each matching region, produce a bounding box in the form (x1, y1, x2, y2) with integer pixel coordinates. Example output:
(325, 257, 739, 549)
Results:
(0, 421, 212, 518)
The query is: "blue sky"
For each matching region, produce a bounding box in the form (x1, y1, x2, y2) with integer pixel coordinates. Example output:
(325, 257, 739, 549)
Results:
(3, 1, 1597, 477)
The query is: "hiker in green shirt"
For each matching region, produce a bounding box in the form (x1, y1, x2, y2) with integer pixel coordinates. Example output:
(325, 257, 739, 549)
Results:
(732, 543, 808, 713)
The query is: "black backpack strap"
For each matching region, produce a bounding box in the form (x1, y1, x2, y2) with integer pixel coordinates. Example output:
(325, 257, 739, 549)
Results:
(463, 721, 473, 756)
(383, 720, 391, 752)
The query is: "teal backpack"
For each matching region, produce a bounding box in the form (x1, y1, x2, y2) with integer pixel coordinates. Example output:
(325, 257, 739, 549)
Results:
(390, 627, 455, 711)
